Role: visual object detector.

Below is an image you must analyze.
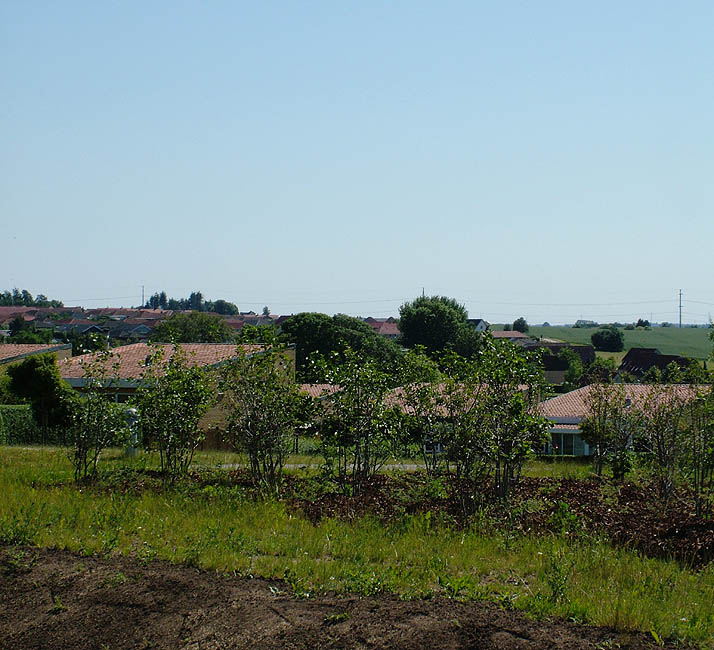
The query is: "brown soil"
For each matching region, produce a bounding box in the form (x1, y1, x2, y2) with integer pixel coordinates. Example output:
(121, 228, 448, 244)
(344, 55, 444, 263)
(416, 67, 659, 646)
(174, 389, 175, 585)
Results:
(0, 546, 690, 650)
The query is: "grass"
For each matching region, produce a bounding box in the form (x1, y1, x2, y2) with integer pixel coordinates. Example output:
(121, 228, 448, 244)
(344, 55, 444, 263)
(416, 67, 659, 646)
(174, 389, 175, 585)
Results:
(530, 325, 713, 359)
(1, 446, 714, 647)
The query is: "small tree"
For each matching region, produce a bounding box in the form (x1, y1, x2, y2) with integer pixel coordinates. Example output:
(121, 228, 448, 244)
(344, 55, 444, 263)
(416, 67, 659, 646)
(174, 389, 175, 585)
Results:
(69, 350, 127, 481)
(581, 383, 635, 479)
(475, 339, 546, 503)
(7, 353, 74, 442)
(150, 311, 234, 343)
(637, 382, 691, 504)
(314, 348, 403, 496)
(591, 326, 624, 352)
(558, 347, 584, 391)
(135, 345, 215, 481)
(685, 389, 714, 516)
(512, 317, 529, 333)
(220, 346, 304, 493)
(394, 347, 443, 474)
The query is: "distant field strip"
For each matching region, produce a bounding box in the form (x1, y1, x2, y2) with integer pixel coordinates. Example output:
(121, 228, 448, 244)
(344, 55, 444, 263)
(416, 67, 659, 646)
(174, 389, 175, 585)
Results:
(529, 326, 712, 359)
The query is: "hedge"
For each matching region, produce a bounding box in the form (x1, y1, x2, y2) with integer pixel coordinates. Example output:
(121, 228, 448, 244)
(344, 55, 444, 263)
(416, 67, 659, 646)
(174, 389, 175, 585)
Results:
(0, 405, 66, 445)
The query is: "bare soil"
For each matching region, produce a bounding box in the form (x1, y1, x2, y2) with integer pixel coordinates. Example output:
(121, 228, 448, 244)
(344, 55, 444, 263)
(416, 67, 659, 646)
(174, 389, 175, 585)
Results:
(0, 546, 691, 650)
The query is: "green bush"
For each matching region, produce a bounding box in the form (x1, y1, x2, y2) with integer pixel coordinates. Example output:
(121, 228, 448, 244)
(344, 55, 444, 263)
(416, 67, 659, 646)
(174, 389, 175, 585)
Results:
(0, 405, 42, 444)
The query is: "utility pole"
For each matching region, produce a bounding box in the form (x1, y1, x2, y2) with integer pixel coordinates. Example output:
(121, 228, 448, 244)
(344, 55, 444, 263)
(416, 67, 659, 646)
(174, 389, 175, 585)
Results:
(142, 285, 145, 307)
(679, 289, 682, 328)
(422, 287, 425, 298)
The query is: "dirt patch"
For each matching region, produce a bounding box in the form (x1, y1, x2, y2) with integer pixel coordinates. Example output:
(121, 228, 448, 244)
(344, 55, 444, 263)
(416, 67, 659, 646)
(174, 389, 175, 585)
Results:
(0, 546, 689, 650)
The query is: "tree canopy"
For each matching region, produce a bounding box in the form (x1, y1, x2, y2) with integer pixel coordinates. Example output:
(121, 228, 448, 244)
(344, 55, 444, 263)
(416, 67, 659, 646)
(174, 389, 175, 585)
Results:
(149, 312, 235, 343)
(512, 317, 529, 333)
(0, 288, 63, 307)
(7, 353, 75, 437)
(591, 326, 624, 352)
(280, 312, 402, 380)
(144, 290, 238, 315)
(398, 295, 481, 357)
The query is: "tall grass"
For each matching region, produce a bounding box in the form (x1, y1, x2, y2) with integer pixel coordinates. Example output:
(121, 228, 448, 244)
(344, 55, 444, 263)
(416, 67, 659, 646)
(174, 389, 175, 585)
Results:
(1, 447, 713, 646)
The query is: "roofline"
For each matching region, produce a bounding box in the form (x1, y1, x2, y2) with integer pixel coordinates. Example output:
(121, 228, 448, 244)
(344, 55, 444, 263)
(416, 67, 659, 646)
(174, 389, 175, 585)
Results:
(0, 344, 72, 365)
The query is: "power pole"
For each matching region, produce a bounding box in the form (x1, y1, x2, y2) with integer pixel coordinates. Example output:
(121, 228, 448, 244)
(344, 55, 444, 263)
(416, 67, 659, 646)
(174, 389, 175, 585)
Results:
(142, 285, 145, 307)
(679, 289, 682, 328)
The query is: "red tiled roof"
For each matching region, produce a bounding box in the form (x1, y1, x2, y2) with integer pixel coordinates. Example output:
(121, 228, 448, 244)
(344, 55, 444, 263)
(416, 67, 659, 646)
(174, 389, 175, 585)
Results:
(376, 322, 400, 336)
(0, 344, 71, 363)
(300, 384, 342, 399)
(491, 330, 531, 339)
(61, 343, 263, 380)
(539, 383, 707, 420)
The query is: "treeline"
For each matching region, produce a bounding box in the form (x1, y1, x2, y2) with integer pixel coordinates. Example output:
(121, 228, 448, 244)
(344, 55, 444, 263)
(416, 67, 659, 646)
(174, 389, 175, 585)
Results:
(143, 290, 239, 315)
(0, 288, 63, 308)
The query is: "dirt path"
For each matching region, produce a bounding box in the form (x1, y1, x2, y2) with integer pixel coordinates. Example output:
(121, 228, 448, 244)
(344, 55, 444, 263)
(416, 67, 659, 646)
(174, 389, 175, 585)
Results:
(0, 546, 689, 650)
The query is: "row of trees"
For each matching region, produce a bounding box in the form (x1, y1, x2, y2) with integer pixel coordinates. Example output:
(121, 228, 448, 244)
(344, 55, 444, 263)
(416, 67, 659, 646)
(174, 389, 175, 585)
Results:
(582, 379, 714, 515)
(0, 288, 63, 307)
(143, 290, 239, 315)
(11, 337, 547, 511)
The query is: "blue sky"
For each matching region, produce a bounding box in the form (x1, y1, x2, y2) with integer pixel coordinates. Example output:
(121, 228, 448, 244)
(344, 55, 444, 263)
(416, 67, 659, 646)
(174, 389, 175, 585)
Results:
(2, 1, 713, 324)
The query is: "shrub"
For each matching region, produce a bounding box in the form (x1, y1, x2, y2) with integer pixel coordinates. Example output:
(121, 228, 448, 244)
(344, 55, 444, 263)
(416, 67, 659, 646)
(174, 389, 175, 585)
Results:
(591, 326, 624, 352)
(0, 405, 41, 444)
(135, 344, 215, 481)
(69, 350, 128, 482)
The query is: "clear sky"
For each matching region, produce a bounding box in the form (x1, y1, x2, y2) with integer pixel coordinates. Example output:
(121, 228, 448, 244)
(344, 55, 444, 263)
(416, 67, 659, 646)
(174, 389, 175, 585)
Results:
(2, 1, 713, 324)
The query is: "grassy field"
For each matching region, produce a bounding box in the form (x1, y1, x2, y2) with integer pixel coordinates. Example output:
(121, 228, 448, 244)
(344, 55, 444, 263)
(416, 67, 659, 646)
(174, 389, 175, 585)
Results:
(1, 446, 713, 646)
(529, 325, 713, 359)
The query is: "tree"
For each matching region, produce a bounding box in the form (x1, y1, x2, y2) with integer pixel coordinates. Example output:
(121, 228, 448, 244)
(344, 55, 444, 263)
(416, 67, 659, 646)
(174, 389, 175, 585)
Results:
(9, 328, 52, 344)
(472, 339, 546, 503)
(314, 348, 404, 496)
(135, 345, 215, 481)
(591, 326, 624, 352)
(220, 346, 305, 493)
(7, 353, 75, 441)
(637, 383, 691, 504)
(392, 347, 443, 475)
(159, 291, 168, 310)
(9, 316, 29, 337)
(636, 318, 650, 328)
(237, 324, 278, 344)
(558, 347, 584, 391)
(150, 312, 234, 343)
(188, 291, 204, 311)
(512, 317, 529, 333)
(280, 312, 402, 380)
(1, 288, 62, 307)
(580, 383, 635, 479)
(685, 388, 714, 517)
(69, 350, 128, 482)
(398, 295, 471, 355)
(213, 299, 239, 315)
(262, 305, 271, 316)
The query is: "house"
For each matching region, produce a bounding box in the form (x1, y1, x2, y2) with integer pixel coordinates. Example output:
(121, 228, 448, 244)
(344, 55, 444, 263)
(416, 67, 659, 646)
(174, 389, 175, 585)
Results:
(490, 330, 533, 344)
(0, 343, 72, 365)
(467, 318, 490, 332)
(60, 343, 295, 448)
(60, 342, 268, 401)
(618, 348, 690, 380)
(539, 383, 706, 456)
(521, 342, 596, 385)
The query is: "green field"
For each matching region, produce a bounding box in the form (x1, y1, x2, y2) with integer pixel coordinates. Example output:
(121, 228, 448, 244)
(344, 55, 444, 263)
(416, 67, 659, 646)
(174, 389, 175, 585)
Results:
(529, 326, 713, 360)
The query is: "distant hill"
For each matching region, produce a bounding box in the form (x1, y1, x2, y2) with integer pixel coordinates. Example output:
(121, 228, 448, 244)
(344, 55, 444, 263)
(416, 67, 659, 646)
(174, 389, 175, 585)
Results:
(529, 325, 712, 360)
